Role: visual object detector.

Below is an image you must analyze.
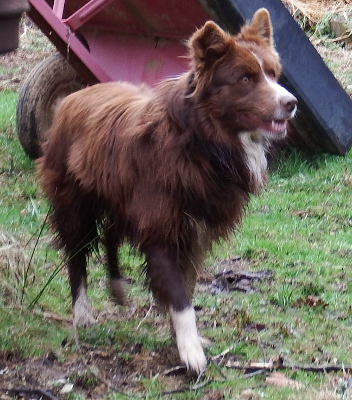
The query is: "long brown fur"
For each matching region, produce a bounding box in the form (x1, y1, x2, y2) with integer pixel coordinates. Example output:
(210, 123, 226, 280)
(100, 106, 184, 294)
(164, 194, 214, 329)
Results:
(37, 8, 296, 374)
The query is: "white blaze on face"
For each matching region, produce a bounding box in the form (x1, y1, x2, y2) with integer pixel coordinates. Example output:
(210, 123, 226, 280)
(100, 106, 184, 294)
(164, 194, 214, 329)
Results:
(251, 51, 297, 120)
(169, 306, 207, 374)
(237, 52, 297, 192)
(263, 75, 297, 119)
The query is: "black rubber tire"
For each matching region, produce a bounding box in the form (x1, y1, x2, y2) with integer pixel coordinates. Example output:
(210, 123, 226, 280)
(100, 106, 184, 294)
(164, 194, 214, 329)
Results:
(16, 53, 86, 159)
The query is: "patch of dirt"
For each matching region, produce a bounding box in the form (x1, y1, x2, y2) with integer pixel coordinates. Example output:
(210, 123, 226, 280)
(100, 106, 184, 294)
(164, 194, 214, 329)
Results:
(0, 258, 266, 399)
(198, 257, 273, 295)
(0, 343, 189, 399)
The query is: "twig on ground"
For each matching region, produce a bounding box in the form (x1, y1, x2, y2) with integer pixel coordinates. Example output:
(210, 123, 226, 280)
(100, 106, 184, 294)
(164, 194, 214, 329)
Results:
(162, 365, 187, 376)
(160, 378, 214, 396)
(210, 337, 247, 363)
(210, 346, 233, 361)
(282, 364, 352, 373)
(225, 359, 352, 373)
(211, 346, 352, 374)
(136, 303, 153, 329)
(160, 387, 189, 396)
(0, 388, 59, 400)
(32, 309, 71, 323)
(209, 360, 228, 380)
(193, 369, 206, 387)
(243, 369, 267, 378)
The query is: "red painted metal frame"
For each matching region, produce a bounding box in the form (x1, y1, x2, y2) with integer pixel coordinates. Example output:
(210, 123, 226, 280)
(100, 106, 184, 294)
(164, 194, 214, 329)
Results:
(27, 0, 211, 86)
(29, 0, 113, 82)
(63, 0, 114, 30)
(25, 0, 352, 155)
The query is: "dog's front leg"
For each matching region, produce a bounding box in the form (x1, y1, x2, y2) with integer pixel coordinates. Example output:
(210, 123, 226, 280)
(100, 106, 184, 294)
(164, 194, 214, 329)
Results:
(143, 244, 207, 374)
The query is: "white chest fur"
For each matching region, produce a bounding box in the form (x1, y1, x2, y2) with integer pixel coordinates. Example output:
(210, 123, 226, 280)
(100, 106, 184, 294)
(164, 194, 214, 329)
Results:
(238, 132, 267, 193)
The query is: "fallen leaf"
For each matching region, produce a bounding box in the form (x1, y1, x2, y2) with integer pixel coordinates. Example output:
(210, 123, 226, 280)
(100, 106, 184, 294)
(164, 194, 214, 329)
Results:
(292, 295, 328, 309)
(265, 372, 303, 389)
(291, 207, 326, 219)
(235, 389, 261, 400)
(60, 383, 74, 394)
(306, 295, 328, 308)
(199, 389, 224, 400)
(291, 209, 310, 218)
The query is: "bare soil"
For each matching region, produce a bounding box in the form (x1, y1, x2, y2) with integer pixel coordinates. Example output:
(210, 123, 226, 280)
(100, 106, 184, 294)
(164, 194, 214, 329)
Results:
(0, 341, 188, 399)
(0, 257, 264, 399)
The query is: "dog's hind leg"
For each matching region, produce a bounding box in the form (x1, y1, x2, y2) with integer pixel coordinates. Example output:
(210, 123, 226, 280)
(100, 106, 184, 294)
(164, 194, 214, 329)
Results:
(68, 251, 96, 328)
(50, 190, 100, 328)
(143, 244, 207, 374)
(104, 224, 125, 305)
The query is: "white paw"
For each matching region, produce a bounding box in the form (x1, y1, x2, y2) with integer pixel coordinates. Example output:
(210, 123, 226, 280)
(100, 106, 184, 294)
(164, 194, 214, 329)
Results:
(177, 332, 207, 374)
(73, 286, 96, 327)
(170, 307, 207, 374)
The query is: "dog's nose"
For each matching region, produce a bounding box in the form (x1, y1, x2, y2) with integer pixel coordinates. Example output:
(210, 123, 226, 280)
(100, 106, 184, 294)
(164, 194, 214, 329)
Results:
(281, 94, 297, 114)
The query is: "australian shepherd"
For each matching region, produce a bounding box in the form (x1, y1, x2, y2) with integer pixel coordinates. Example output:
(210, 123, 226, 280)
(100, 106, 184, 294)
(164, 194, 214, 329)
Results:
(37, 8, 297, 374)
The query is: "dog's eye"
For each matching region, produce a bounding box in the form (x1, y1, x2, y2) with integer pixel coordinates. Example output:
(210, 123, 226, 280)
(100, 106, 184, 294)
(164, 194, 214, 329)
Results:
(239, 76, 251, 84)
(267, 70, 276, 78)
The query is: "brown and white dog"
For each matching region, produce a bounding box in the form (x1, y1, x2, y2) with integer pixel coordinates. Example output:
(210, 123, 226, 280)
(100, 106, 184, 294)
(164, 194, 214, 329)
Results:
(37, 8, 297, 374)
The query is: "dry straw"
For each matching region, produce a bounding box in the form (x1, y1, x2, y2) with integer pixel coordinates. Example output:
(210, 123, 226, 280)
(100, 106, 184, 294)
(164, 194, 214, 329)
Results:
(0, 231, 28, 304)
(282, 0, 351, 23)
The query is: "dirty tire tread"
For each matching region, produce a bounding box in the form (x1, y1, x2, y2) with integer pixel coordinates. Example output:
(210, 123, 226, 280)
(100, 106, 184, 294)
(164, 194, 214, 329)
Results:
(16, 53, 85, 159)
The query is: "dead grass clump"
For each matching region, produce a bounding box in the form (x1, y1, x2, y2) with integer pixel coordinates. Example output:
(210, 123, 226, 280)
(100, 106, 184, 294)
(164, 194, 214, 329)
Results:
(315, 44, 352, 96)
(0, 231, 29, 304)
(282, 0, 350, 24)
(0, 15, 54, 91)
(287, 375, 352, 400)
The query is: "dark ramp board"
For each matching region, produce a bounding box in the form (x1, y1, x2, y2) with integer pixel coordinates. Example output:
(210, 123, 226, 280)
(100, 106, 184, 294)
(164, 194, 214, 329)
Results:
(202, 0, 352, 155)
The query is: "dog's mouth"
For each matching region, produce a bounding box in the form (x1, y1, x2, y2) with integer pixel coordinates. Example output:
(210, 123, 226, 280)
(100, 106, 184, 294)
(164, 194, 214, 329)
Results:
(239, 114, 288, 138)
(259, 119, 287, 137)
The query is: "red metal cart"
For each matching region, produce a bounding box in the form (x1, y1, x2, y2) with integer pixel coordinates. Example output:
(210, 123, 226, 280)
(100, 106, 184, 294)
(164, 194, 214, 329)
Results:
(17, 0, 216, 158)
(16, 0, 352, 158)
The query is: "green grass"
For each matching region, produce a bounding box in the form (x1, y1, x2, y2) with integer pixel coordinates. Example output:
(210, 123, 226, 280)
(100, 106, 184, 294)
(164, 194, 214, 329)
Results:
(0, 85, 352, 399)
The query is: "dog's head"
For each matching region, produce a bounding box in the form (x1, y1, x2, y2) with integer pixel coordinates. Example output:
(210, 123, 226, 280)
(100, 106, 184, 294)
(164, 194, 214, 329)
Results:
(187, 9, 297, 140)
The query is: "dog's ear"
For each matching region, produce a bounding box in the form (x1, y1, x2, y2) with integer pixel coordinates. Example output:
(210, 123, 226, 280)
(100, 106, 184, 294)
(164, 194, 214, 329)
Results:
(242, 8, 273, 46)
(190, 21, 229, 68)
